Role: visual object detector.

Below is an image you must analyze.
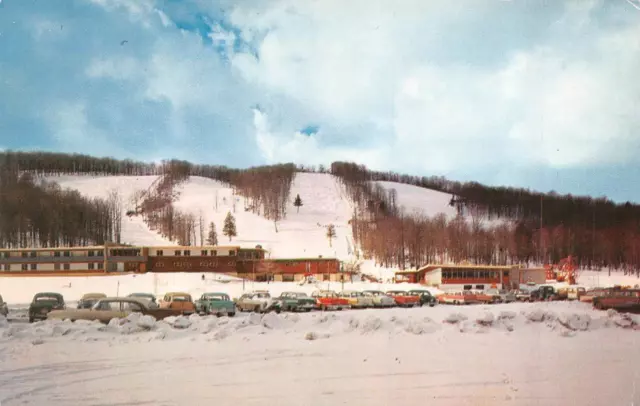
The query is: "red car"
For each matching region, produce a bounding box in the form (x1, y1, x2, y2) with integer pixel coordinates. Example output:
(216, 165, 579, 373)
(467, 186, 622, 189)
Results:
(385, 291, 420, 307)
(592, 289, 640, 311)
(311, 290, 351, 311)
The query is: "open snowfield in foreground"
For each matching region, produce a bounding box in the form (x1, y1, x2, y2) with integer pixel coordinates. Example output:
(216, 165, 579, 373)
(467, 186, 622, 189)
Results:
(0, 301, 638, 406)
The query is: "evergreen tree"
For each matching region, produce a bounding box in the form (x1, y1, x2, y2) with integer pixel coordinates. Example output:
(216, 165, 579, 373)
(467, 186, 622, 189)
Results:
(223, 212, 237, 241)
(326, 224, 336, 247)
(206, 221, 218, 245)
(294, 194, 303, 213)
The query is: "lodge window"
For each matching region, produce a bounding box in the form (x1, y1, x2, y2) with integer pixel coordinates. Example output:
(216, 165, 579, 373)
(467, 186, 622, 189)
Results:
(30, 263, 37, 270)
(212, 250, 217, 256)
(323, 273, 330, 281)
(54, 263, 60, 270)
(283, 274, 294, 282)
(476, 285, 484, 290)
(229, 250, 235, 256)
(184, 250, 191, 256)
(21, 252, 27, 258)
(97, 261, 103, 269)
(503, 271, 509, 277)
(174, 250, 181, 256)
(201, 250, 208, 256)
(54, 251, 60, 257)
(88, 251, 94, 257)
(157, 250, 164, 256)
(96, 250, 103, 257)
(88, 263, 95, 270)
(463, 285, 472, 290)
(3, 264, 9, 271)
(63, 263, 70, 270)
(63, 251, 70, 257)
(21, 264, 28, 270)
(2, 252, 8, 259)
(30, 251, 36, 258)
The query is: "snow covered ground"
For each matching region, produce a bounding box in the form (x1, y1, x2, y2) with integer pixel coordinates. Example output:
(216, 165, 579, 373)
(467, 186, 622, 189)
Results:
(0, 301, 638, 406)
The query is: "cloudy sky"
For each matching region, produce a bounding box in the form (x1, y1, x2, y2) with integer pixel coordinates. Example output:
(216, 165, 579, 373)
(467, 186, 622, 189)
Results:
(1, 0, 639, 202)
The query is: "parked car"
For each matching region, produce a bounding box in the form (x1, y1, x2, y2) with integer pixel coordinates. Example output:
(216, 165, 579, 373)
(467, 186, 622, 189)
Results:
(47, 297, 182, 323)
(236, 291, 273, 313)
(363, 290, 396, 308)
(270, 292, 316, 312)
(407, 289, 438, 307)
(512, 289, 532, 302)
(127, 293, 159, 308)
(311, 290, 351, 311)
(566, 287, 587, 301)
(194, 292, 236, 317)
(77, 293, 107, 309)
(530, 286, 562, 301)
(486, 289, 516, 303)
(460, 290, 499, 304)
(579, 288, 611, 303)
(0, 294, 8, 317)
(592, 289, 640, 312)
(159, 292, 195, 315)
(339, 290, 374, 308)
(438, 292, 465, 305)
(385, 291, 420, 307)
(28, 292, 65, 322)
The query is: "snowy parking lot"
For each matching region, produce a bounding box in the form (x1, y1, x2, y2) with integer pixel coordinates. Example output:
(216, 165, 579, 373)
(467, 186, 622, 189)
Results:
(0, 301, 638, 406)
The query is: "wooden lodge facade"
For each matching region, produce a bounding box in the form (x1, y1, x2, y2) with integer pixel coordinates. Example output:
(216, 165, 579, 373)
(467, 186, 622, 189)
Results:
(0, 244, 346, 281)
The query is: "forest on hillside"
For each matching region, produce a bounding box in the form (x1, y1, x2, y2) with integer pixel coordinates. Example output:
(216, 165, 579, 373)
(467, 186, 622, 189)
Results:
(0, 154, 122, 247)
(331, 162, 640, 273)
(2, 151, 640, 274)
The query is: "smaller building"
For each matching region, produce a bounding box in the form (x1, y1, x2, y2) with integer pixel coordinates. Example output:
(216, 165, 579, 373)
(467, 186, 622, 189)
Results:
(395, 264, 545, 291)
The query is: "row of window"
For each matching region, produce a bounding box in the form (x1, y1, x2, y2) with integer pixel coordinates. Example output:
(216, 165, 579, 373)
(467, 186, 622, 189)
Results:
(442, 270, 509, 280)
(2, 262, 104, 271)
(156, 249, 230, 257)
(1, 250, 105, 259)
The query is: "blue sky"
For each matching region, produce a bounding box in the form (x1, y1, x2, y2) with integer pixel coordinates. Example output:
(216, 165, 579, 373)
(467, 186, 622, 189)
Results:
(1, 0, 639, 202)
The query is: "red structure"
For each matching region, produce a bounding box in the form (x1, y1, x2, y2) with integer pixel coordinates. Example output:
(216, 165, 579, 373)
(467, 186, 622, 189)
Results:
(544, 256, 577, 284)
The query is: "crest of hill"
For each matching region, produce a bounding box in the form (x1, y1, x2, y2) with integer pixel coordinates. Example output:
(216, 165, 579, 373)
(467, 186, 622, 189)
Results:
(47, 173, 463, 262)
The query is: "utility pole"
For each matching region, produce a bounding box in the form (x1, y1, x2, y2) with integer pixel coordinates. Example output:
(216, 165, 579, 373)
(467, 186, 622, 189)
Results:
(539, 195, 543, 265)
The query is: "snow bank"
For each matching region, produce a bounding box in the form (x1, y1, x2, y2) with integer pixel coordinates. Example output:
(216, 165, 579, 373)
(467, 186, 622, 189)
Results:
(0, 302, 636, 346)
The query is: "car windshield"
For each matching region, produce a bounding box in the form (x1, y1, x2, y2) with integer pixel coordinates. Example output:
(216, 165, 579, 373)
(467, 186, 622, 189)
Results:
(205, 294, 229, 301)
(35, 296, 61, 302)
(173, 296, 191, 302)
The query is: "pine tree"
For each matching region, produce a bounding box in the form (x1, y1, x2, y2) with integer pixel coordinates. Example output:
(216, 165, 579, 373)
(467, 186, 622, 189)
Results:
(293, 194, 303, 213)
(206, 221, 218, 245)
(326, 224, 336, 247)
(223, 212, 237, 241)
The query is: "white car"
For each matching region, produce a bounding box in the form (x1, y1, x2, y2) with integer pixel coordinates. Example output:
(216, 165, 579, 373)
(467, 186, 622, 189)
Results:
(363, 290, 396, 308)
(236, 291, 273, 313)
(339, 290, 374, 308)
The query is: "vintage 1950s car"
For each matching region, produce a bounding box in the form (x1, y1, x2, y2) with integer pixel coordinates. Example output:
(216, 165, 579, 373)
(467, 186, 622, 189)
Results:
(339, 290, 374, 308)
(127, 293, 160, 308)
(363, 290, 396, 308)
(385, 290, 420, 307)
(29, 292, 65, 322)
(47, 297, 182, 323)
(159, 292, 195, 315)
(270, 292, 316, 312)
(236, 291, 273, 313)
(77, 293, 107, 309)
(194, 292, 236, 317)
(592, 289, 640, 312)
(311, 290, 351, 311)
(407, 289, 438, 307)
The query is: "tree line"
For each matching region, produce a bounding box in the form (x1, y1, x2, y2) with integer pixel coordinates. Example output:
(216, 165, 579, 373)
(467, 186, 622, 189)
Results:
(0, 158, 122, 248)
(331, 161, 640, 273)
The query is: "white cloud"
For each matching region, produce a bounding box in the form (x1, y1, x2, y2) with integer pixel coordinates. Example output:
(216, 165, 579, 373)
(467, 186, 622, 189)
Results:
(223, 0, 640, 174)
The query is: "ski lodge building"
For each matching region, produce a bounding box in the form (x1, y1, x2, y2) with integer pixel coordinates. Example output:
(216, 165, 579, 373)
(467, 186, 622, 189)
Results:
(395, 264, 546, 290)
